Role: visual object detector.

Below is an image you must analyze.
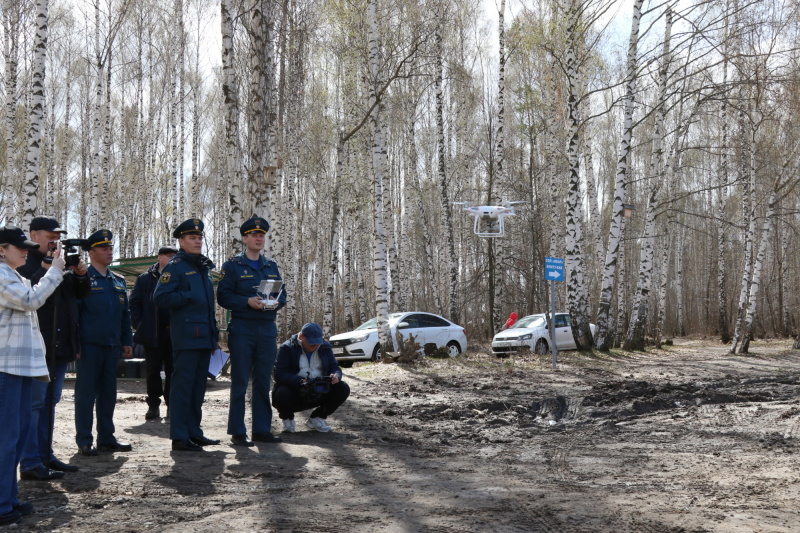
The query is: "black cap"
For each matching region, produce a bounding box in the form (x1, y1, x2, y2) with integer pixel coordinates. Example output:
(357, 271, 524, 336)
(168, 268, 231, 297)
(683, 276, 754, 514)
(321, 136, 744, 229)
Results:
(158, 246, 178, 256)
(240, 216, 269, 236)
(173, 218, 204, 238)
(0, 225, 39, 250)
(30, 216, 67, 234)
(85, 229, 113, 249)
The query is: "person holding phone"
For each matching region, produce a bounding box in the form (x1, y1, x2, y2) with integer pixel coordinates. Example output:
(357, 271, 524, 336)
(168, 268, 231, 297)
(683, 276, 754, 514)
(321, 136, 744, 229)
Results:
(0, 225, 65, 526)
(217, 217, 286, 446)
(17, 216, 89, 480)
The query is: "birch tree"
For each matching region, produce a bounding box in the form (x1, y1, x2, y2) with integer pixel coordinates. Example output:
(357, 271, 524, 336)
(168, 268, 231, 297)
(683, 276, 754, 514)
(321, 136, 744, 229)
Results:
(22, 0, 49, 228)
(594, 0, 644, 351)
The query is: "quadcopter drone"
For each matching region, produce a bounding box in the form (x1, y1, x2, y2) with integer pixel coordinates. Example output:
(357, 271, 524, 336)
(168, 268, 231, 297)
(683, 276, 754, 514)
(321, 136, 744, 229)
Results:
(453, 200, 526, 238)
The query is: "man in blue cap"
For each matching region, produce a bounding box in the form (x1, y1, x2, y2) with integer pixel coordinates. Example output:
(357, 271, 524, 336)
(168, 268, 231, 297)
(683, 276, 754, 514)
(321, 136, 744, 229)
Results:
(218, 216, 286, 446)
(75, 229, 134, 456)
(153, 218, 220, 452)
(273, 322, 349, 433)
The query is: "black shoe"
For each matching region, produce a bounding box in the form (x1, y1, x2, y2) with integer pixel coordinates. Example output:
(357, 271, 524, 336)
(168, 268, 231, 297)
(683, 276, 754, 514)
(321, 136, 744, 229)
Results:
(0, 509, 21, 526)
(13, 502, 33, 516)
(48, 457, 79, 473)
(252, 432, 282, 443)
(172, 439, 202, 452)
(190, 435, 220, 447)
(145, 406, 160, 420)
(78, 444, 98, 456)
(231, 434, 254, 447)
(20, 465, 65, 481)
(97, 440, 133, 452)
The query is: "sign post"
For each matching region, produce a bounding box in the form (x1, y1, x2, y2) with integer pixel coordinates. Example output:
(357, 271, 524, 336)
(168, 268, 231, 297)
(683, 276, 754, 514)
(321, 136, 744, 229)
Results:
(544, 257, 565, 369)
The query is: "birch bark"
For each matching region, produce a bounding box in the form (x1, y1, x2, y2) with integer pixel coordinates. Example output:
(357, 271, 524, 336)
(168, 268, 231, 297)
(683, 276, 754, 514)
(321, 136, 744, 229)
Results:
(623, 7, 672, 351)
(595, 0, 644, 350)
(564, 0, 593, 350)
(221, 0, 244, 253)
(738, 193, 777, 353)
(367, 0, 392, 355)
(22, 0, 49, 228)
(435, 28, 459, 323)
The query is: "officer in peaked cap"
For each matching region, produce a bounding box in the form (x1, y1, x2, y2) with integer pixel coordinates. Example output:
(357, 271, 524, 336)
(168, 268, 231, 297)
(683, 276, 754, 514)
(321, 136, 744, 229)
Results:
(74, 229, 134, 456)
(172, 218, 204, 239)
(217, 216, 286, 446)
(153, 218, 220, 451)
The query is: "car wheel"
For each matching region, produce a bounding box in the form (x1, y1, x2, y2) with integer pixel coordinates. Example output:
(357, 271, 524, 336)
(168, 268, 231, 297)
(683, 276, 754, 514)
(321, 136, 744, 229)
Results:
(534, 339, 548, 355)
(446, 341, 461, 357)
(371, 344, 381, 362)
(339, 361, 353, 368)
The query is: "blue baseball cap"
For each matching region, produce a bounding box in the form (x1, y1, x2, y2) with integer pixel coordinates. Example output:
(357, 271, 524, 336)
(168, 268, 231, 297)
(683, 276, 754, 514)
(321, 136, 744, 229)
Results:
(300, 322, 324, 345)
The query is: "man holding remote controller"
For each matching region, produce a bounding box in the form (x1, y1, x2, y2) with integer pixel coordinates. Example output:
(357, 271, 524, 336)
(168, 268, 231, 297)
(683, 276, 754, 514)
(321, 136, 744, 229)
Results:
(217, 217, 286, 447)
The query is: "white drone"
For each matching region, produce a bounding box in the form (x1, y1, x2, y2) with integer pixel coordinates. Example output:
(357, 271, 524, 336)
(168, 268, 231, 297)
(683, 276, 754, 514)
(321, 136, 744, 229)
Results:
(453, 200, 526, 238)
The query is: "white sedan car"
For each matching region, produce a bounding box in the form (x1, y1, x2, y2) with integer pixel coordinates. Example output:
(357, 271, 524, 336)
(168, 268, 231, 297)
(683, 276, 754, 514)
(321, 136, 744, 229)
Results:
(491, 313, 596, 357)
(329, 312, 468, 366)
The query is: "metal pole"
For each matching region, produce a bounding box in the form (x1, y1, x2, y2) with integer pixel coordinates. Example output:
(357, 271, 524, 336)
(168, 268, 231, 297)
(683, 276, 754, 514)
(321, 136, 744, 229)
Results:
(550, 279, 558, 369)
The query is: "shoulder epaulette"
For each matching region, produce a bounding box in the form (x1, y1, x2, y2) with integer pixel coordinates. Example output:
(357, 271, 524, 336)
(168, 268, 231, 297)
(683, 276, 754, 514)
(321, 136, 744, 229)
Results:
(170, 256, 184, 265)
(111, 270, 125, 280)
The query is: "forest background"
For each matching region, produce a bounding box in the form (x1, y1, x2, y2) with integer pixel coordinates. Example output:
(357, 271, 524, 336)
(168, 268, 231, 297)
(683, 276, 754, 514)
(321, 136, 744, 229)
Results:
(2, 0, 800, 354)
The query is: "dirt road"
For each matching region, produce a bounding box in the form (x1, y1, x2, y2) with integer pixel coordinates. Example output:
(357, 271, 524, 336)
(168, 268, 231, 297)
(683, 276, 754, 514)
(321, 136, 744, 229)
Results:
(8, 339, 800, 532)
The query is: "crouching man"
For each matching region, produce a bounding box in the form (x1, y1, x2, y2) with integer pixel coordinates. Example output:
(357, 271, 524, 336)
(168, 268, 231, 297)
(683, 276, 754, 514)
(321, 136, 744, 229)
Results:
(272, 323, 349, 433)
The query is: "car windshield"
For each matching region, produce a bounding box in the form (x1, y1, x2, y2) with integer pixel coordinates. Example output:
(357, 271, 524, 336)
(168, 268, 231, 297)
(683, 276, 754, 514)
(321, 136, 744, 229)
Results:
(355, 314, 406, 331)
(512, 315, 546, 329)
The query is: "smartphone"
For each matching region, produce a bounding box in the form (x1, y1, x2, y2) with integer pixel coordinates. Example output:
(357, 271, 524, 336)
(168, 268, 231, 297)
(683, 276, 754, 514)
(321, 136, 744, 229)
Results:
(47, 241, 58, 253)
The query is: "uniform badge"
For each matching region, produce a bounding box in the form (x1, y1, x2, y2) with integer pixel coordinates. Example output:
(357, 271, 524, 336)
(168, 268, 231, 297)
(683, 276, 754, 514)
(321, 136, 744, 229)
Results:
(118, 294, 125, 304)
(219, 269, 226, 280)
(160, 272, 172, 283)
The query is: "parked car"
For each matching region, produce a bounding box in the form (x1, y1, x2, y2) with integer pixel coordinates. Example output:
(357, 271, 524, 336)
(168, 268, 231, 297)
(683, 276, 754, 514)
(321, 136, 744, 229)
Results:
(329, 312, 468, 366)
(491, 313, 596, 357)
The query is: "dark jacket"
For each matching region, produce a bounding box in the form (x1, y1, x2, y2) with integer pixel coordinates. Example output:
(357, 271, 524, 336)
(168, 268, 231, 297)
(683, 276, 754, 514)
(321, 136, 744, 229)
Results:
(217, 252, 287, 335)
(18, 248, 91, 365)
(152, 250, 218, 351)
(78, 265, 134, 347)
(130, 263, 171, 348)
(274, 334, 342, 389)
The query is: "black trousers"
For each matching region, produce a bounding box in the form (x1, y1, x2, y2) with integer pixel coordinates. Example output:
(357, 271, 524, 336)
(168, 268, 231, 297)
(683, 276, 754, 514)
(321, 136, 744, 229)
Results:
(145, 343, 173, 409)
(272, 381, 350, 420)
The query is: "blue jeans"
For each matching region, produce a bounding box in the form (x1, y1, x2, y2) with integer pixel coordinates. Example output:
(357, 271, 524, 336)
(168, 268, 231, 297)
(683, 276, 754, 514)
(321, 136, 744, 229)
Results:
(226, 320, 277, 436)
(75, 345, 119, 447)
(170, 349, 211, 441)
(0, 373, 32, 515)
(20, 363, 68, 471)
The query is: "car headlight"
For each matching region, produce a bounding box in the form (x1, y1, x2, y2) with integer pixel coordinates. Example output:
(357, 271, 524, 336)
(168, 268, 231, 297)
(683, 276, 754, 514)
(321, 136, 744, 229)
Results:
(349, 333, 370, 343)
(518, 333, 532, 341)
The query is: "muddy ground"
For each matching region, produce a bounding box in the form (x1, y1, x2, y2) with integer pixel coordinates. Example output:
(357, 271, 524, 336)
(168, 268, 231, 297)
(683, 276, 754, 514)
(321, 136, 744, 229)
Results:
(5, 339, 800, 532)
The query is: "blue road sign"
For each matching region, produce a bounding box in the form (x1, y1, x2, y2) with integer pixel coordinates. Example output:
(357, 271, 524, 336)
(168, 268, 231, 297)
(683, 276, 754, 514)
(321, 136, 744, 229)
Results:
(544, 257, 565, 281)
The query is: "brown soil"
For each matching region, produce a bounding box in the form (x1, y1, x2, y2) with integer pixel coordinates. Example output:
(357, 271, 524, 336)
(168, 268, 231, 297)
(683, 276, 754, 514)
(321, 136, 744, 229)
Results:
(8, 339, 800, 532)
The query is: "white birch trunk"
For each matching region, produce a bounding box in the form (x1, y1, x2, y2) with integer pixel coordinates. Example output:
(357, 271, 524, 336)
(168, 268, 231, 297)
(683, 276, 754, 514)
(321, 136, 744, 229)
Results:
(221, 0, 243, 254)
(367, 0, 392, 355)
(738, 193, 777, 353)
(623, 7, 671, 351)
(435, 30, 459, 323)
(730, 116, 756, 353)
(595, 0, 644, 350)
(22, 0, 48, 228)
(564, 0, 592, 349)
(2, 2, 19, 220)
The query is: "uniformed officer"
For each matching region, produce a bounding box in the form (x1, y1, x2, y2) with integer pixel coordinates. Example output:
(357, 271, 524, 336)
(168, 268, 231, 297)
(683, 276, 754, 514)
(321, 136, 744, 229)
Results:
(217, 216, 287, 446)
(75, 229, 134, 456)
(153, 218, 220, 452)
